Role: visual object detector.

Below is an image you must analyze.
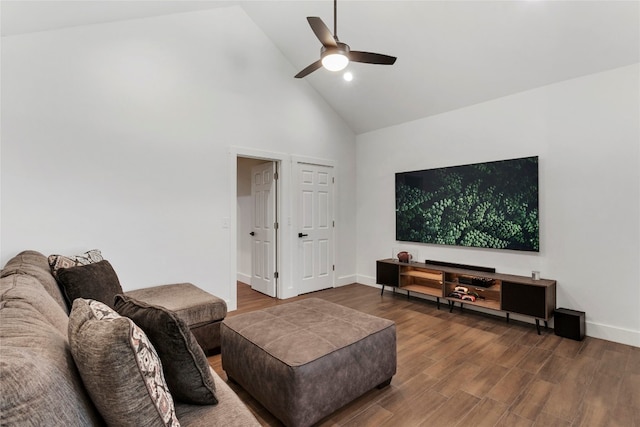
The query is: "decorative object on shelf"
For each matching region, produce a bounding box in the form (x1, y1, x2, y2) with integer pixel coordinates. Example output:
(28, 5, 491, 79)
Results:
(449, 285, 476, 302)
(397, 251, 412, 263)
(532, 271, 541, 280)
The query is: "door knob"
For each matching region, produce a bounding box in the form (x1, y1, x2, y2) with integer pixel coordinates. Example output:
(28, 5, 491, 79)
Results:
(298, 233, 308, 238)
(249, 232, 255, 236)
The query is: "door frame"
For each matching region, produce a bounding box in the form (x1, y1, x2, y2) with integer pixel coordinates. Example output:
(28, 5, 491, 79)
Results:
(228, 147, 292, 311)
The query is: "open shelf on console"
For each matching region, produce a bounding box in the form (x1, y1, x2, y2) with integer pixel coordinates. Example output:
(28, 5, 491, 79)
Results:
(402, 284, 442, 298)
(401, 270, 443, 282)
(444, 282, 501, 311)
(444, 280, 501, 311)
(399, 266, 443, 298)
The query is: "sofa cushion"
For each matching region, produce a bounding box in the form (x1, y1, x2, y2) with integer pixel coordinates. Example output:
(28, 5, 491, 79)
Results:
(0, 274, 69, 335)
(57, 260, 123, 310)
(125, 283, 227, 326)
(115, 294, 218, 405)
(1, 250, 68, 313)
(48, 249, 103, 278)
(174, 368, 261, 426)
(68, 298, 180, 427)
(0, 275, 103, 426)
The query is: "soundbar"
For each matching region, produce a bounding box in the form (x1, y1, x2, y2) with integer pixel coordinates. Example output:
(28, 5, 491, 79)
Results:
(423, 260, 496, 274)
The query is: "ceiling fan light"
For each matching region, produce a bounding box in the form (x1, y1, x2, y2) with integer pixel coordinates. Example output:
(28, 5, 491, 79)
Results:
(322, 53, 349, 71)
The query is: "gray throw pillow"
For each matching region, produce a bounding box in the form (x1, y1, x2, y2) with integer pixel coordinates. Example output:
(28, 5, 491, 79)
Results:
(57, 260, 122, 310)
(68, 298, 180, 427)
(114, 294, 218, 405)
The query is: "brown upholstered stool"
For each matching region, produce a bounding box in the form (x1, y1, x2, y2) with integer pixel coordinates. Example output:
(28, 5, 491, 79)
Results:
(221, 298, 396, 427)
(125, 282, 227, 354)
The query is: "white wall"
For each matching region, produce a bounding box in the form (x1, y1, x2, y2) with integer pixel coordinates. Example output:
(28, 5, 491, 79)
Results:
(0, 6, 357, 310)
(356, 64, 640, 346)
(2, 5, 637, 347)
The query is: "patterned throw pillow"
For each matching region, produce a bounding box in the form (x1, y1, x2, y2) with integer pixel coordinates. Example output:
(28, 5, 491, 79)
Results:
(115, 295, 218, 405)
(48, 249, 103, 278)
(68, 299, 180, 427)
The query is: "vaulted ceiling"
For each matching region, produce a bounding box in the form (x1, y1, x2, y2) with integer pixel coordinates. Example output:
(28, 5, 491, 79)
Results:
(2, 1, 638, 134)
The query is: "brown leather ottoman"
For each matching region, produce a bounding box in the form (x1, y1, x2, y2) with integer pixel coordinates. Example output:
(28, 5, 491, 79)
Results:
(221, 298, 396, 427)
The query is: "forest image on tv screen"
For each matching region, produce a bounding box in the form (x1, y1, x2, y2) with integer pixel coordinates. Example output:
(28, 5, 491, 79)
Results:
(396, 156, 539, 252)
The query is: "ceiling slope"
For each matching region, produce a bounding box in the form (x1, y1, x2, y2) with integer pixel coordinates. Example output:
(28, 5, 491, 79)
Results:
(3, 1, 638, 134)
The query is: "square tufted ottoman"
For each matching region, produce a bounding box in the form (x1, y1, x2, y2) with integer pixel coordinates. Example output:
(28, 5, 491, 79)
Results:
(221, 298, 396, 427)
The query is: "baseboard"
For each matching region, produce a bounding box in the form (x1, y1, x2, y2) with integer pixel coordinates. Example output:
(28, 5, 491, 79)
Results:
(584, 321, 640, 347)
(236, 272, 251, 284)
(238, 274, 358, 291)
(336, 274, 357, 287)
(357, 274, 378, 288)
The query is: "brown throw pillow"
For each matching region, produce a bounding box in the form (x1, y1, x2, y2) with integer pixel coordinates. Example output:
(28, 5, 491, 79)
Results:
(57, 260, 123, 310)
(114, 294, 218, 405)
(68, 299, 180, 427)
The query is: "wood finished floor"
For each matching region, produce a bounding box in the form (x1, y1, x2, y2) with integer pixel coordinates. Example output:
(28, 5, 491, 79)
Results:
(208, 283, 640, 427)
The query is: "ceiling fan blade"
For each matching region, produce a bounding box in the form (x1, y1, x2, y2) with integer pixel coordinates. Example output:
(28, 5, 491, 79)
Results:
(295, 60, 323, 78)
(307, 17, 337, 47)
(349, 51, 397, 65)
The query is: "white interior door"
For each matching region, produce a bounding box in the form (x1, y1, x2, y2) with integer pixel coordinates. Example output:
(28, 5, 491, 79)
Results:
(250, 162, 276, 297)
(297, 163, 334, 294)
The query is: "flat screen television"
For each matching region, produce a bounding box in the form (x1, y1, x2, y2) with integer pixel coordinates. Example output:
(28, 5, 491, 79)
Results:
(396, 156, 539, 252)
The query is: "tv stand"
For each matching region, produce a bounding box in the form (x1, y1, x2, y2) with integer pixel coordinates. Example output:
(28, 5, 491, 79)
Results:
(376, 259, 556, 334)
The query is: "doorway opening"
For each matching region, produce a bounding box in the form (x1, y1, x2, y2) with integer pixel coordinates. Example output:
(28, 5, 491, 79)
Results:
(237, 157, 278, 298)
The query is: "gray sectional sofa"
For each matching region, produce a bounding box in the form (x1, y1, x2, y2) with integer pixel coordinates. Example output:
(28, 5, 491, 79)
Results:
(0, 250, 260, 426)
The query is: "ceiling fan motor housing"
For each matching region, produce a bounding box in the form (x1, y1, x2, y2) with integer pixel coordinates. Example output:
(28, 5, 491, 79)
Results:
(321, 42, 350, 58)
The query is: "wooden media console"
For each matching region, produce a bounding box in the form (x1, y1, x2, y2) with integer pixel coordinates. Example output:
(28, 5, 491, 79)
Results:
(376, 259, 556, 334)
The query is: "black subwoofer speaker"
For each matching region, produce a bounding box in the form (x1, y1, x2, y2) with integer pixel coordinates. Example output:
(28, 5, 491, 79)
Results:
(554, 308, 585, 341)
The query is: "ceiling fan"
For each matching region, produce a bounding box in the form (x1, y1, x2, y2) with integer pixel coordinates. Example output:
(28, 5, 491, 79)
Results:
(294, 0, 397, 78)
